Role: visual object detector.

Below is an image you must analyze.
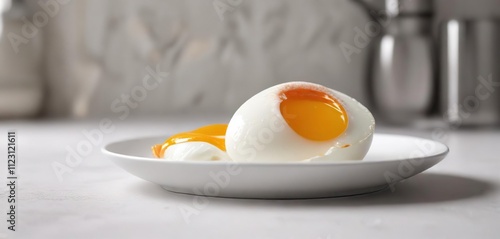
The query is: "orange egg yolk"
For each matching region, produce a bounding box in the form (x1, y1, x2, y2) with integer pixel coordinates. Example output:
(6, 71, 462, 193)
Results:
(279, 88, 348, 141)
(152, 124, 227, 158)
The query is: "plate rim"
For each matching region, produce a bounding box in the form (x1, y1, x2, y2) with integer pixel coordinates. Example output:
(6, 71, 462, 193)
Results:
(102, 133, 449, 166)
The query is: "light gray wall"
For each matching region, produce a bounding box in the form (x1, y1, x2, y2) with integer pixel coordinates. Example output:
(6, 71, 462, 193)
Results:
(38, 0, 373, 117)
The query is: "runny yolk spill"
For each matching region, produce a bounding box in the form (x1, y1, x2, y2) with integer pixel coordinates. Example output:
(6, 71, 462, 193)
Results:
(152, 124, 227, 158)
(279, 88, 348, 141)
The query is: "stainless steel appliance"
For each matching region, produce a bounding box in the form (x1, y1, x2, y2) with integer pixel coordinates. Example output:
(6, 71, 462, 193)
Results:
(371, 0, 435, 124)
(440, 19, 500, 126)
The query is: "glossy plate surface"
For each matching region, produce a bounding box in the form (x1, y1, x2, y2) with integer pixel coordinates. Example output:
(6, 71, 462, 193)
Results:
(102, 134, 448, 199)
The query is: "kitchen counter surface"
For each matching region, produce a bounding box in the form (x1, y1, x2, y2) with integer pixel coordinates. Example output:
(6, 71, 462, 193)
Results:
(1, 116, 499, 239)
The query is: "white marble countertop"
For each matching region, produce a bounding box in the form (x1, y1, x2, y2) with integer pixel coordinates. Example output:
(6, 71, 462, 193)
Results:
(1, 116, 499, 239)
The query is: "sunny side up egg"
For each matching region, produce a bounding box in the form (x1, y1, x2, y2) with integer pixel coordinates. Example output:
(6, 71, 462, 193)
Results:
(152, 124, 231, 161)
(152, 82, 375, 162)
(226, 82, 375, 162)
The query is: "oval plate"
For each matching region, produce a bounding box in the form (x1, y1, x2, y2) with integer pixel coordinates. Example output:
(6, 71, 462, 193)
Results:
(102, 134, 448, 199)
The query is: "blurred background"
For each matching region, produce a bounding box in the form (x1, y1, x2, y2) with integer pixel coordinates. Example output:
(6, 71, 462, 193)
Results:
(0, 0, 499, 127)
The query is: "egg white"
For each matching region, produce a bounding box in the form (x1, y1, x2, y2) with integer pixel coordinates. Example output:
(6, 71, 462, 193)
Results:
(163, 142, 231, 162)
(225, 81, 375, 162)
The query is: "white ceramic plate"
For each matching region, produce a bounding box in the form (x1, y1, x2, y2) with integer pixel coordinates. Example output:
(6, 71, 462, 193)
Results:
(103, 134, 448, 199)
